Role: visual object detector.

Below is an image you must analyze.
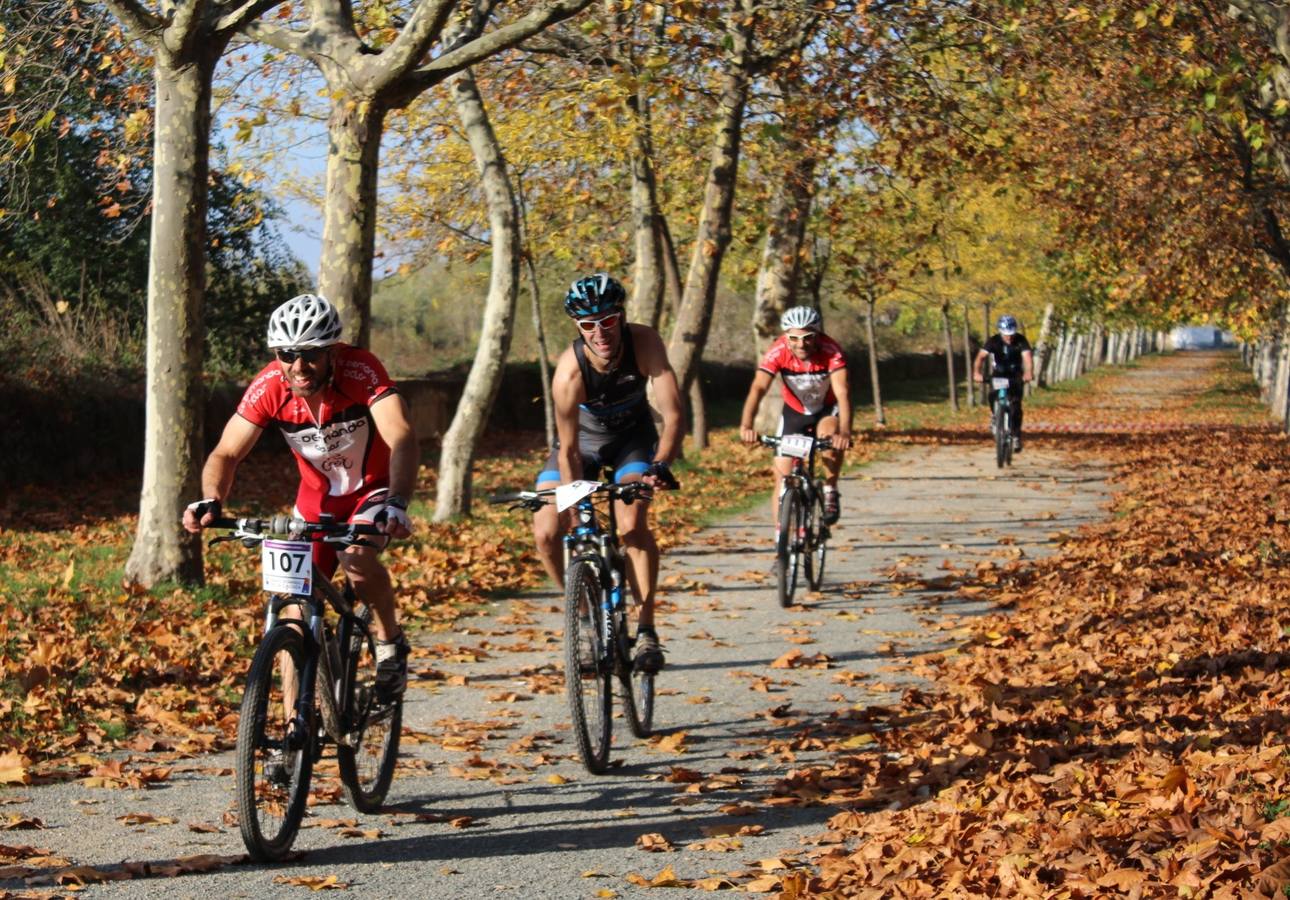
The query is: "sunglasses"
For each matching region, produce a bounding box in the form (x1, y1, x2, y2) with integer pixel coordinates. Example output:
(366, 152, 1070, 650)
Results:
(786, 333, 817, 344)
(276, 347, 328, 365)
(576, 312, 622, 333)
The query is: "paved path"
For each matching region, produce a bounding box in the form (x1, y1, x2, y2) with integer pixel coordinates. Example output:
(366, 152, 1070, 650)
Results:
(1, 398, 1130, 897)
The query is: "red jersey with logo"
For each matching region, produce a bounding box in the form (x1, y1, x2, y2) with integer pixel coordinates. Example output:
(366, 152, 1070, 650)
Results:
(236, 345, 398, 505)
(758, 334, 847, 415)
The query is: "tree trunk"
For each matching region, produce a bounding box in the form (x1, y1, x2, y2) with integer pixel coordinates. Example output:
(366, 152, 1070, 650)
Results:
(529, 255, 555, 447)
(690, 377, 708, 450)
(942, 302, 958, 412)
(666, 42, 749, 395)
(626, 85, 665, 329)
(750, 150, 815, 434)
(1034, 303, 1055, 388)
(318, 98, 386, 347)
(516, 176, 555, 447)
(433, 67, 519, 521)
(961, 303, 975, 408)
(866, 294, 884, 425)
(125, 53, 221, 588)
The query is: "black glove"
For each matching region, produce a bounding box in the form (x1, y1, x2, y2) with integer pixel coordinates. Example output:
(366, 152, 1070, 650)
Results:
(646, 461, 679, 490)
(186, 498, 222, 524)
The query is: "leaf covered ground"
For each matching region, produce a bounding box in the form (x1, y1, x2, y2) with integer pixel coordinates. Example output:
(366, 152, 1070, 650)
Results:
(713, 354, 1290, 898)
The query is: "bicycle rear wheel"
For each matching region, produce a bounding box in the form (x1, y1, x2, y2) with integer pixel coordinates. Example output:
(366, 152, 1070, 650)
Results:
(236, 623, 314, 862)
(776, 489, 803, 608)
(565, 559, 613, 773)
(336, 606, 402, 814)
(805, 484, 828, 592)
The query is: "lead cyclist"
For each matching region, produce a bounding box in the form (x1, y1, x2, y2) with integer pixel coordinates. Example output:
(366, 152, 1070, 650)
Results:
(182, 293, 418, 700)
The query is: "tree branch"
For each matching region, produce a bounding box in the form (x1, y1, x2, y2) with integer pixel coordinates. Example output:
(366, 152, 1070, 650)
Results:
(216, 0, 288, 35)
(377, 0, 458, 81)
(238, 20, 313, 56)
(100, 0, 165, 46)
(394, 0, 593, 100)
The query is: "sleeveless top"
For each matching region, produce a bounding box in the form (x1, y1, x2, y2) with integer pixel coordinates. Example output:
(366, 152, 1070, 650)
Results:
(573, 324, 651, 436)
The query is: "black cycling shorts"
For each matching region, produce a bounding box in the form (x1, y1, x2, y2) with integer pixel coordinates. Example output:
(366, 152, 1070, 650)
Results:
(536, 424, 659, 486)
(776, 404, 839, 456)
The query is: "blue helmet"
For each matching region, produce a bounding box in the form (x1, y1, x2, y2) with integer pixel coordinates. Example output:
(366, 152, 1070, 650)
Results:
(565, 273, 626, 318)
(997, 314, 1018, 336)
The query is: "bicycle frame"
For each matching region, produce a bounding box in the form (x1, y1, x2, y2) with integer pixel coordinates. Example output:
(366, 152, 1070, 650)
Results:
(262, 577, 365, 752)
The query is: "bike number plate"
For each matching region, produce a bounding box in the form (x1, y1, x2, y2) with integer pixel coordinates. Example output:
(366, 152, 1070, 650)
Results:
(262, 539, 312, 596)
(991, 377, 1011, 390)
(778, 433, 814, 459)
(556, 480, 602, 513)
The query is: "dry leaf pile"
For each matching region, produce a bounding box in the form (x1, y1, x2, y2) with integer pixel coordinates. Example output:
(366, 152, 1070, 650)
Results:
(738, 355, 1290, 897)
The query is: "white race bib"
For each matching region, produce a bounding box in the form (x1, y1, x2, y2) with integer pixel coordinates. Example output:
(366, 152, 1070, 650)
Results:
(556, 480, 603, 513)
(778, 433, 814, 459)
(991, 377, 1011, 390)
(262, 539, 313, 596)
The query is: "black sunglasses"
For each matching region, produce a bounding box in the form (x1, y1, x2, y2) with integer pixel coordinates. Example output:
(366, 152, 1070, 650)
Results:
(276, 347, 328, 365)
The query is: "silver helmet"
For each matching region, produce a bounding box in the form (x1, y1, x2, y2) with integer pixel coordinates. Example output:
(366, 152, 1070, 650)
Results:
(780, 305, 822, 332)
(267, 294, 343, 349)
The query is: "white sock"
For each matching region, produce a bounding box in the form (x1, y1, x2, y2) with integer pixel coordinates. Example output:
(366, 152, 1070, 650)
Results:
(376, 637, 403, 665)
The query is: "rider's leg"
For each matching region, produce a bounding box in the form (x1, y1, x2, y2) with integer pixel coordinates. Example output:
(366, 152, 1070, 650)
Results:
(532, 480, 565, 586)
(815, 415, 843, 488)
(338, 545, 398, 641)
(615, 480, 658, 628)
(771, 458, 792, 527)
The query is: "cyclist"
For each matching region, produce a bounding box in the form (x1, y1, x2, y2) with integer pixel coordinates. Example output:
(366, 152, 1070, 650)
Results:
(182, 293, 418, 698)
(973, 313, 1034, 452)
(532, 273, 684, 673)
(739, 305, 852, 526)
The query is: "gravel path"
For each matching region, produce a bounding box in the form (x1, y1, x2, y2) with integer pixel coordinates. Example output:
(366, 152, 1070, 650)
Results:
(1, 395, 1126, 898)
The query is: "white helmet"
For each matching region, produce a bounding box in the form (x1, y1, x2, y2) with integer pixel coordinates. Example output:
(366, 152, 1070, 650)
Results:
(267, 294, 343, 349)
(780, 305, 821, 332)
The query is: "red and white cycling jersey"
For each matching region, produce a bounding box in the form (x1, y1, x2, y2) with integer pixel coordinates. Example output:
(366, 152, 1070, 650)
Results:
(758, 334, 847, 415)
(237, 345, 398, 503)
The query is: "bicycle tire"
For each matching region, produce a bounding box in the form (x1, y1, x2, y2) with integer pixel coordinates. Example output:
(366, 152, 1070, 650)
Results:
(1003, 408, 1013, 467)
(994, 402, 1008, 469)
(619, 609, 654, 738)
(565, 559, 613, 773)
(235, 622, 314, 862)
(776, 489, 803, 608)
(806, 483, 828, 592)
(336, 607, 402, 814)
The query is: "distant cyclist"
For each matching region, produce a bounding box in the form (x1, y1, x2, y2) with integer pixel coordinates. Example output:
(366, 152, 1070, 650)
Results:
(739, 305, 852, 526)
(973, 313, 1034, 452)
(532, 274, 684, 673)
(182, 293, 418, 699)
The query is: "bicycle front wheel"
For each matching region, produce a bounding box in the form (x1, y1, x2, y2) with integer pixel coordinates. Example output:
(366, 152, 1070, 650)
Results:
(565, 559, 612, 773)
(236, 623, 314, 862)
(994, 403, 1009, 469)
(776, 489, 803, 608)
(806, 484, 828, 592)
(336, 607, 402, 814)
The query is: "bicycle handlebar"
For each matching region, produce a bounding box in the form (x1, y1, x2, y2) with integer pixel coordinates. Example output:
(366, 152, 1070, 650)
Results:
(758, 434, 834, 451)
(488, 480, 659, 513)
(206, 516, 385, 545)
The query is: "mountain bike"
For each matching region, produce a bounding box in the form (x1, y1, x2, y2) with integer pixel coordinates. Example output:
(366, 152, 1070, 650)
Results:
(760, 434, 833, 608)
(207, 515, 402, 862)
(492, 477, 669, 774)
(991, 376, 1016, 468)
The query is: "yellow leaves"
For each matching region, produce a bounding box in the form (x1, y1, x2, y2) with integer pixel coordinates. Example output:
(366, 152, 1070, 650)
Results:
(123, 109, 151, 144)
(273, 874, 350, 890)
(635, 832, 674, 852)
(0, 752, 31, 785)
